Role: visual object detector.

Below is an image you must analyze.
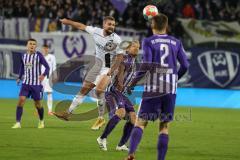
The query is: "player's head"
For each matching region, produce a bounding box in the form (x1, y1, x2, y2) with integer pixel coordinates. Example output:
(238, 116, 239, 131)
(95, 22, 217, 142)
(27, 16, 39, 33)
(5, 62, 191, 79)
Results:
(102, 16, 115, 35)
(27, 38, 37, 53)
(42, 44, 49, 56)
(151, 13, 168, 34)
(127, 40, 140, 57)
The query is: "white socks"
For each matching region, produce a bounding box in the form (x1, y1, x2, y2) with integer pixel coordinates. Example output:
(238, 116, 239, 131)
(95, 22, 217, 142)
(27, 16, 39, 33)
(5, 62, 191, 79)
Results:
(68, 94, 85, 113)
(47, 93, 53, 112)
(97, 93, 105, 118)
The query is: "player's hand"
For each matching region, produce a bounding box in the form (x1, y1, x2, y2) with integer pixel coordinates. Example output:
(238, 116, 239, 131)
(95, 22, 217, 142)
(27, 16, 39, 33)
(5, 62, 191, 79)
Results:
(60, 18, 69, 25)
(16, 79, 21, 85)
(39, 75, 45, 82)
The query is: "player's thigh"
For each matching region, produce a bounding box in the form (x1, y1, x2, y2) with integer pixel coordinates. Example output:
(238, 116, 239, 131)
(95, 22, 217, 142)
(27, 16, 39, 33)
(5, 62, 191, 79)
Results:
(95, 75, 111, 93)
(31, 85, 43, 101)
(160, 94, 176, 122)
(34, 100, 42, 108)
(105, 91, 120, 116)
(17, 96, 27, 106)
(138, 98, 160, 121)
(129, 111, 136, 124)
(79, 80, 95, 95)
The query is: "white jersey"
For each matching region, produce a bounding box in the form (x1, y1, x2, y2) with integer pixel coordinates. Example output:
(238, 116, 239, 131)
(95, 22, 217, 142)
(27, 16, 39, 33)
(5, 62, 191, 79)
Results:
(42, 54, 56, 78)
(85, 26, 124, 68)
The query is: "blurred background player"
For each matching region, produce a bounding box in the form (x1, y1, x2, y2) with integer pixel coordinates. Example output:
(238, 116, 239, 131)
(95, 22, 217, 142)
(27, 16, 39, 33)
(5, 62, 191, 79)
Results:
(125, 14, 189, 160)
(41, 44, 57, 115)
(12, 39, 50, 129)
(58, 16, 124, 130)
(97, 40, 139, 151)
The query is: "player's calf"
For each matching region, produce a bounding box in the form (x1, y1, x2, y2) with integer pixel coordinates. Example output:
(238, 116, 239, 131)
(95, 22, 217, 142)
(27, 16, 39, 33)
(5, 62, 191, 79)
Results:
(157, 121, 169, 160)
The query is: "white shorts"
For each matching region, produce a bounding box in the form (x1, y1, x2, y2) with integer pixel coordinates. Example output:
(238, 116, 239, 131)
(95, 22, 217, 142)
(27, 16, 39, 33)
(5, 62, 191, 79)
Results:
(42, 78, 53, 93)
(85, 66, 110, 85)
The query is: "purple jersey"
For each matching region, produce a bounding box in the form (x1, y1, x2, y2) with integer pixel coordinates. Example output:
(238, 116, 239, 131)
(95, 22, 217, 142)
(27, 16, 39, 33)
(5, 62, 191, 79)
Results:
(107, 54, 136, 92)
(19, 51, 49, 86)
(132, 34, 189, 96)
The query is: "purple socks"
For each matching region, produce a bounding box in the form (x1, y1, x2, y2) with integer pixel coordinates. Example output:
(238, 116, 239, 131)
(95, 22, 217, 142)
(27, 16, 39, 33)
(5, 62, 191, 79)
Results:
(128, 127, 143, 154)
(157, 134, 169, 160)
(16, 106, 23, 122)
(101, 115, 121, 139)
(118, 121, 134, 146)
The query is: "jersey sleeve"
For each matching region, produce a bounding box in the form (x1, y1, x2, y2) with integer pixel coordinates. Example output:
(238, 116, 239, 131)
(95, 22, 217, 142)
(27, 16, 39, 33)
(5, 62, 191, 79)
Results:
(38, 52, 50, 77)
(177, 42, 189, 79)
(18, 55, 24, 79)
(85, 26, 97, 35)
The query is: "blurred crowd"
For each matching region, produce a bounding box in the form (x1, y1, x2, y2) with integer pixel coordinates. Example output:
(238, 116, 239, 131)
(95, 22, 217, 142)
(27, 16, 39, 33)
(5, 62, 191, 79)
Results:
(0, 0, 240, 38)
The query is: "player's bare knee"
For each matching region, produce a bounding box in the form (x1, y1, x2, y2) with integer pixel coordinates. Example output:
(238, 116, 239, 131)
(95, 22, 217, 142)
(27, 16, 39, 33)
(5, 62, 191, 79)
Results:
(159, 122, 169, 134)
(115, 108, 126, 119)
(34, 101, 42, 109)
(18, 97, 26, 106)
(135, 118, 148, 130)
(129, 112, 136, 124)
(95, 89, 104, 98)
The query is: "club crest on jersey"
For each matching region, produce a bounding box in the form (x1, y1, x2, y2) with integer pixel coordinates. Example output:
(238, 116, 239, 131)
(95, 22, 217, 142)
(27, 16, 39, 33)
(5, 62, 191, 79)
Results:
(198, 50, 239, 87)
(63, 35, 86, 58)
(104, 40, 117, 52)
(25, 62, 32, 69)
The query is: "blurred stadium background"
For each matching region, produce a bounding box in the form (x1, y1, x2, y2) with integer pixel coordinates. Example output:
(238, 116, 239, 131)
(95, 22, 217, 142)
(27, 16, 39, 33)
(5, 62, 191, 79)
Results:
(0, 0, 240, 160)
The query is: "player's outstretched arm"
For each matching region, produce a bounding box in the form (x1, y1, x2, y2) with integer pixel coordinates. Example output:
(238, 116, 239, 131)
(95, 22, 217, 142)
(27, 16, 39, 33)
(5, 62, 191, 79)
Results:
(60, 18, 86, 31)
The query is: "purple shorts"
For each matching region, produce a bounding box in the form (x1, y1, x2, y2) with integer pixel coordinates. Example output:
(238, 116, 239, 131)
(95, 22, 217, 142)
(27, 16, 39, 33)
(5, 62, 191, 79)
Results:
(105, 87, 135, 116)
(19, 84, 43, 101)
(138, 94, 176, 122)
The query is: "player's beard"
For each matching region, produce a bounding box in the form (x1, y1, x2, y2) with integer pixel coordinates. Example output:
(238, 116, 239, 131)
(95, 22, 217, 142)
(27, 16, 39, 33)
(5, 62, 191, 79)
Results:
(105, 28, 114, 35)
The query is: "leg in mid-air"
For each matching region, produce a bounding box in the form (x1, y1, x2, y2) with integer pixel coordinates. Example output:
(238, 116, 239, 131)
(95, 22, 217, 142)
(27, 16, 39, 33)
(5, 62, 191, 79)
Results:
(34, 100, 45, 129)
(116, 111, 136, 152)
(91, 74, 111, 130)
(54, 80, 95, 120)
(12, 96, 27, 129)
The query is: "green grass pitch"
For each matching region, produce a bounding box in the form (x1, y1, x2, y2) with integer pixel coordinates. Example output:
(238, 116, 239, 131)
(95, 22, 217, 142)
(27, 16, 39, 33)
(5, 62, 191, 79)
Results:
(0, 98, 240, 160)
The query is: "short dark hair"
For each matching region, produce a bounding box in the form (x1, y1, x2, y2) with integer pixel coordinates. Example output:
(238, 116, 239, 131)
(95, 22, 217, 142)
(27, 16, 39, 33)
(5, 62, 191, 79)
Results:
(42, 44, 49, 48)
(103, 16, 115, 22)
(152, 13, 168, 31)
(27, 38, 37, 42)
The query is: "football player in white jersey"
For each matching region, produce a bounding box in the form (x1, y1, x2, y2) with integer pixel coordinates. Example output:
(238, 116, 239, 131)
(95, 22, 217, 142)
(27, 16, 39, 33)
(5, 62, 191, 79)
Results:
(41, 45, 57, 115)
(58, 16, 124, 130)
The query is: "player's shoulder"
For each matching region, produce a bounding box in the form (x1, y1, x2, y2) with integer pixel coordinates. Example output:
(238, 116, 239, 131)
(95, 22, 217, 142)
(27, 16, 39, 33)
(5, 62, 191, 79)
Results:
(166, 35, 181, 45)
(49, 54, 56, 59)
(92, 26, 103, 34)
(110, 32, 121, 43)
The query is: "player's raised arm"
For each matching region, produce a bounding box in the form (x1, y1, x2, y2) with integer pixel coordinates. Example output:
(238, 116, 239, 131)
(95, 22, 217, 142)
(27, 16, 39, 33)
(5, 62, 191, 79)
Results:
(107, 54, 124, 76)
(177, 42, 189, 79)
(60, 18, 87, 31)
